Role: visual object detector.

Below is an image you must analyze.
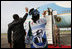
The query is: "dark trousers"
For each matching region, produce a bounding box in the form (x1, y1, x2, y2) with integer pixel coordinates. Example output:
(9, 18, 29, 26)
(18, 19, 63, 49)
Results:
(13, 41, 25, 48)
(54, 35, 61, 47)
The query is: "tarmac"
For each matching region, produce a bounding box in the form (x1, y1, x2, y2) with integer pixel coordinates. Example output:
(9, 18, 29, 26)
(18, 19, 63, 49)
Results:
(1, 31, 71, 48)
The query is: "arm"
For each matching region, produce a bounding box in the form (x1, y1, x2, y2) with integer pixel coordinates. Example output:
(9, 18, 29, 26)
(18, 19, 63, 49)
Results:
(7, 25, 12, 44)
(42, 11, 47, 25)
(22, 13, 28, 23)
(13, 7, 28, 24)
(7, 24, 12, 48)
(42, 11, 46, 18)
(22, 7, 28, 23)
(12, 13, 28, 24)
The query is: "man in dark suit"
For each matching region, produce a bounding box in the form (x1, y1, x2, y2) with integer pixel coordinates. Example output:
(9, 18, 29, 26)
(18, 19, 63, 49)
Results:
(7, 7, 28, 48)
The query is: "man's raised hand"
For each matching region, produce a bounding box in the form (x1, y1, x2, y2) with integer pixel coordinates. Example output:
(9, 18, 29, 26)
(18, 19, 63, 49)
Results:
(25, 7, 28, 13)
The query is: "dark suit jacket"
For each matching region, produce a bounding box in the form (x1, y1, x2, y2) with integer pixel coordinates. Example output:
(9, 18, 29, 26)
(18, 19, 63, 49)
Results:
(7, 13, 28, 44)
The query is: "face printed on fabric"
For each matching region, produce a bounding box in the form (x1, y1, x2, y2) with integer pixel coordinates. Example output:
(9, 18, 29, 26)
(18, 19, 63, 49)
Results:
(38, 33, 43, 38)
(36, 29, 43, 38)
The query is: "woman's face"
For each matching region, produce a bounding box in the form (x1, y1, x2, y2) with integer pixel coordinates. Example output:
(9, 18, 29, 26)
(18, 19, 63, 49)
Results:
(32, 15, 40, 22)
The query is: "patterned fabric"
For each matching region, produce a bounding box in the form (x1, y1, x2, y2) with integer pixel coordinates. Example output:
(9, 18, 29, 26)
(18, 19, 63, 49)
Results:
(25, 18, 48, 48)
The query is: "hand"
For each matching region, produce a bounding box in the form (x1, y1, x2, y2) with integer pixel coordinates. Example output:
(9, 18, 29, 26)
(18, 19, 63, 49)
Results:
(42, 11, 46, 16)
(25, 7, 28, 13)
(8, 43, 12, 48)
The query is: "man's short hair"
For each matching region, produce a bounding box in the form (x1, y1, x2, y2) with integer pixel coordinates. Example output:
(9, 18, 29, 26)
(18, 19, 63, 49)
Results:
(13, 14, 19, 20)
